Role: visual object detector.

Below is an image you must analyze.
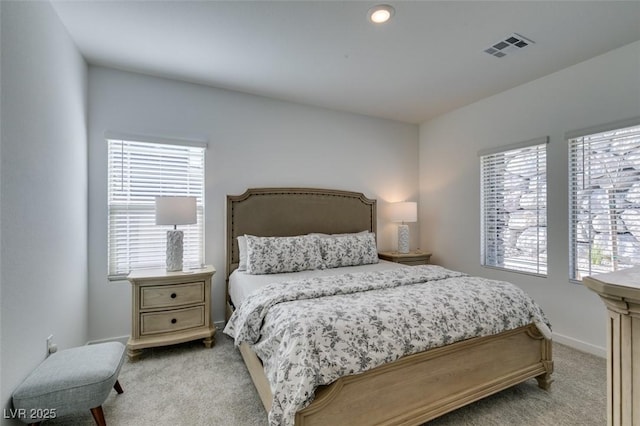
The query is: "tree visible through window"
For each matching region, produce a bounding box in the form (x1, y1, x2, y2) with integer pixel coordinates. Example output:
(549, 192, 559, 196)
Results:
(107, 138, 205, 278)
(480, 138, 548, 275)
(569, 122, 640, 280)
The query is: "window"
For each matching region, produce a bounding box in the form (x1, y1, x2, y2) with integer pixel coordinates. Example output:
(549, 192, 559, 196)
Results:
(569, 120, 640, 281)
(107, 137, 205, 278)
(480, 138, 548, 275)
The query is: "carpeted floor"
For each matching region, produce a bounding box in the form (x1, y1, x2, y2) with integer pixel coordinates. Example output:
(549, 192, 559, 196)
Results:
(46, 334, 606, 426)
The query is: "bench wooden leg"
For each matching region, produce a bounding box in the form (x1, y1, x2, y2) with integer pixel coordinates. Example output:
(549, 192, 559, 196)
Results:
(113, 380, 123, 394)
(90, 406, 107, 426)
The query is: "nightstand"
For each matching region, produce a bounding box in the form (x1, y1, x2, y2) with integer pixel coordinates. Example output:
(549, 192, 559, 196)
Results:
(378, 250, 432, 266)
(126, 266, 216, 360)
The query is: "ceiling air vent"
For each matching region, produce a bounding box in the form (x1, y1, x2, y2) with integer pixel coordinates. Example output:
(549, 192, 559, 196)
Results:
(484, 33, 534, 58)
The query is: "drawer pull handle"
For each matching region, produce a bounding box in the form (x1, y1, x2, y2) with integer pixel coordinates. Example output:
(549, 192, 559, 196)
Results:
(170, 293, 177, 299)
(171, 318, 177, 324)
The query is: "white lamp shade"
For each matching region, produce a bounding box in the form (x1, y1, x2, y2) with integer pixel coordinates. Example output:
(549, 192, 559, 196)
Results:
(390, 201, 417, 223)
(155, 196, 197, 226)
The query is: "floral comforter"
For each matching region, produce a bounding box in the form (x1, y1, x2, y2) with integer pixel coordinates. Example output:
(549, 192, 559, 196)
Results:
(224, 265, 551, 426)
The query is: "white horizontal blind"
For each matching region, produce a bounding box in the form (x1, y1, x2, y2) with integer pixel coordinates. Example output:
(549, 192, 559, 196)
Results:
(569, 123, 640, 281)
(108, 139, 205, 277)
(481, 142, 547, 275)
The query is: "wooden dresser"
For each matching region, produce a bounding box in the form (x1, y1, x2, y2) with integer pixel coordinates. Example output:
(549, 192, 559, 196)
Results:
(126, 266, 216, 360)
(582, 267, 640, 426)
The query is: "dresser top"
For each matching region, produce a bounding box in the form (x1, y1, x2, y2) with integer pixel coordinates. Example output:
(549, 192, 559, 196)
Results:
(582, 266, 640, 300)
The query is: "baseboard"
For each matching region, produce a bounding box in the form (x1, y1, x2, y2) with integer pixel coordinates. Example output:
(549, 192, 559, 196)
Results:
(85, 325, 226, 347)
(552, 332, 606, 358)
(86, 335, 129, 346)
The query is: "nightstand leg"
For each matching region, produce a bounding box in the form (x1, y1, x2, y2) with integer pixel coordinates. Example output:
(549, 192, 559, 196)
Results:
(203, 335, 215, 348)
(127, 347, 143, 361)
(203, 327, 216, 348)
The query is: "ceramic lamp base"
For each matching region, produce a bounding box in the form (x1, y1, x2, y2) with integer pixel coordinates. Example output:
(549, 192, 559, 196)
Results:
(166, 230, 184, 271)
(397, 224, 410, 254)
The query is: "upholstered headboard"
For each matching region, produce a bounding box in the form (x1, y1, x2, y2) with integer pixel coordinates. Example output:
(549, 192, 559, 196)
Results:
(226, 188, 377, 278)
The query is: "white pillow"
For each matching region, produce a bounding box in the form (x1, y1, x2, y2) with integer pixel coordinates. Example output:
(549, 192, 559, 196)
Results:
(237, 235, 248, 271)
(245, 235, 323, 275)
(319, 232, 379, 269)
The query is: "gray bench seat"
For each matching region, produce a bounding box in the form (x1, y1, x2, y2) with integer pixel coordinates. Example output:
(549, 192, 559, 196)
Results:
(12, 342, 125, 425)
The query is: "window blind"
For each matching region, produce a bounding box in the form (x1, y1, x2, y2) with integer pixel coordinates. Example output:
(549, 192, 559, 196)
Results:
(569, 122, 640, 281)
(481, 140, 547, 275)
(107, 139, 205, 278)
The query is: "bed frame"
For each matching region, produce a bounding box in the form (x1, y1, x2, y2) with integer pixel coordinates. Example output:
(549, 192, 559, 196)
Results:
(226, 187, 553, 425)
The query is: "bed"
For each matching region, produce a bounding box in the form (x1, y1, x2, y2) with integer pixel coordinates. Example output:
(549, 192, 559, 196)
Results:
(224, 187, 553, 426)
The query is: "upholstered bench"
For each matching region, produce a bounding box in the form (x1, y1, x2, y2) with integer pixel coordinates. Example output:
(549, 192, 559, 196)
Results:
(12, 342, 125, 426)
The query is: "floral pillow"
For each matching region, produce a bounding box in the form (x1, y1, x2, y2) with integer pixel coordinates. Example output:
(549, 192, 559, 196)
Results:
(245, 235, 323, 275)
(319, 232, 379, 269)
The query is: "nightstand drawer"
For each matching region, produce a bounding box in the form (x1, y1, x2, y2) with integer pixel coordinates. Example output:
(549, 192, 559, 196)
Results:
(140, 282, 204, 309)
(140, 306, 205, 335)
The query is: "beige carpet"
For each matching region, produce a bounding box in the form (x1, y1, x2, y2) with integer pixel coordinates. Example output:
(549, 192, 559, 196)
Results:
(46, 334, 606, 426)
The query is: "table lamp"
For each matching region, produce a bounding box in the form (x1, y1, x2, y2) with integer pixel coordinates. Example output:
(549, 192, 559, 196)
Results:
(390, 201, 417, 254)
(155, 196, 197, 271)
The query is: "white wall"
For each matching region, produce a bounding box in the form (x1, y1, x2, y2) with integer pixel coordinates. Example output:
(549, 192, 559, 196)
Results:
(0, 1, 88, 420)
(88, 67, 419, 341)
(419, 40, 640, 356)
(0, 3, 4, 415)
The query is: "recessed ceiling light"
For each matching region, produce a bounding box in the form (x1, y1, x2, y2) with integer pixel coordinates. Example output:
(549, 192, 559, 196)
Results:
(368, 4, 395, 24)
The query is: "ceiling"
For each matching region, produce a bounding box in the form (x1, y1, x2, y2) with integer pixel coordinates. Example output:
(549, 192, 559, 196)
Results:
(50, 1, 640, 124)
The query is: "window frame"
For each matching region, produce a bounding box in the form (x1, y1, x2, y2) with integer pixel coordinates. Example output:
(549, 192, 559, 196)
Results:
(106, 134, 207, 280)
(479, 137, 549, 277)
(568, 117, 640, 283)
